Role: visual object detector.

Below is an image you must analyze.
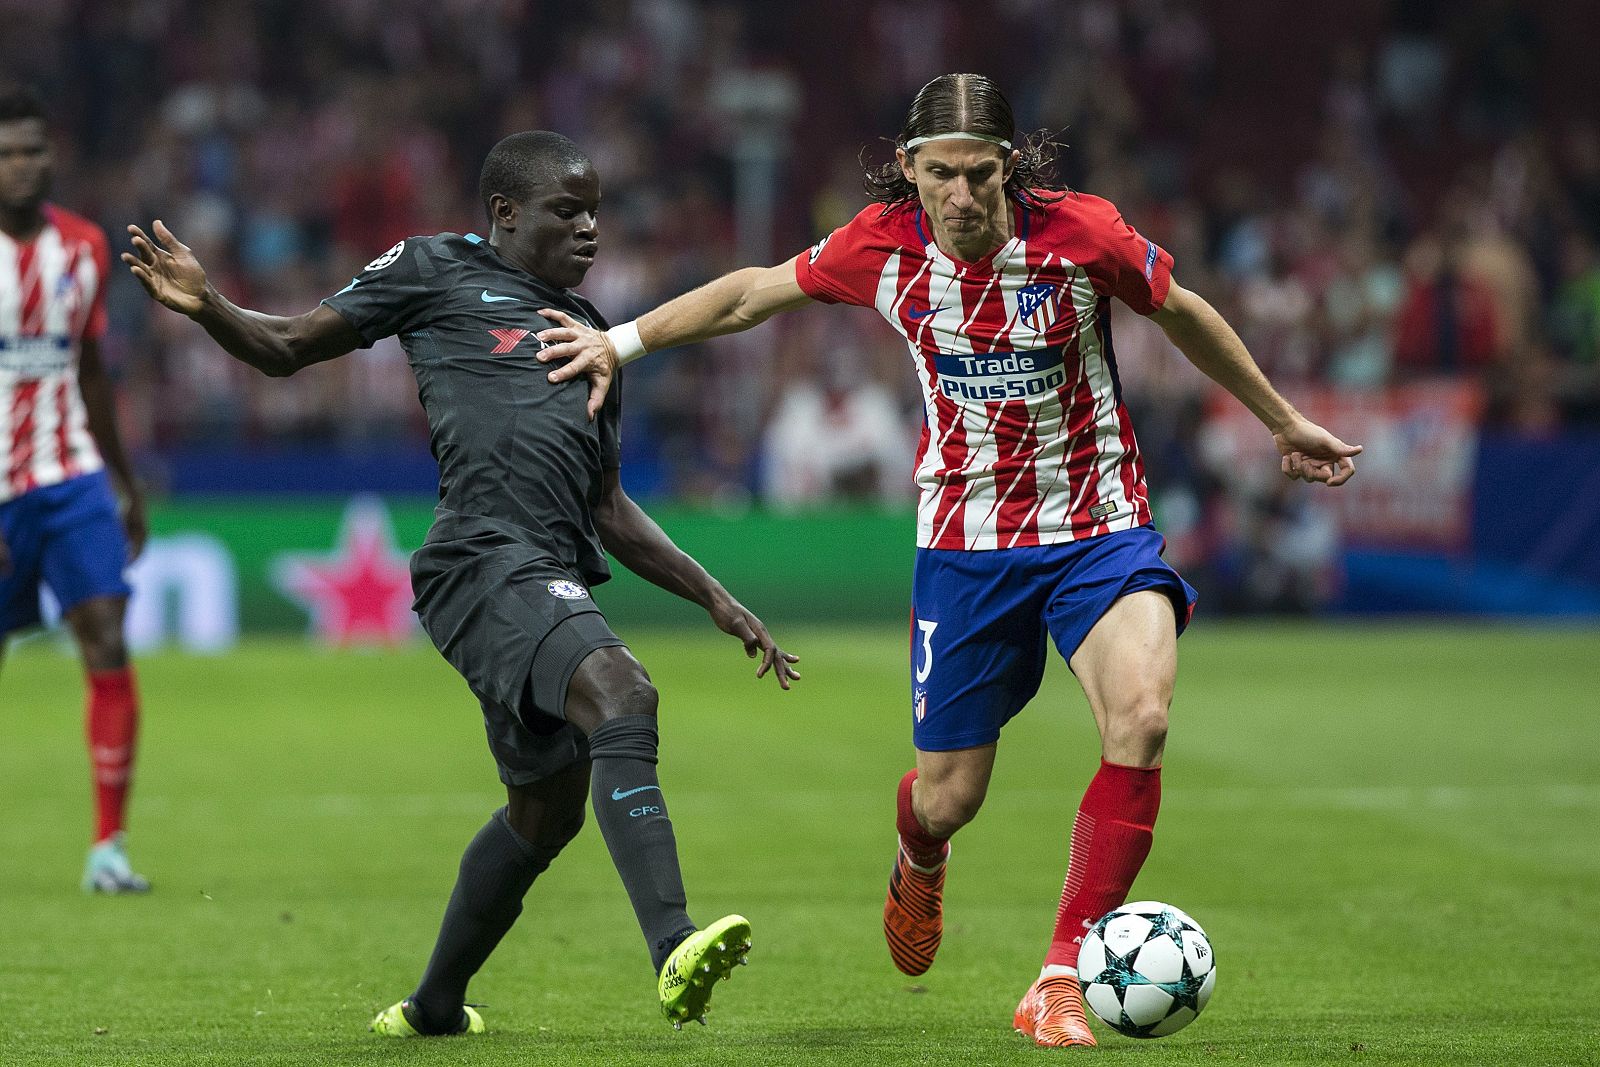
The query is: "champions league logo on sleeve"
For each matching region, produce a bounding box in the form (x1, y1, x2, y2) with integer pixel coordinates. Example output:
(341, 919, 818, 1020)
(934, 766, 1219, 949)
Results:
(1017, 282, 1062, 331)
(807, 233, 831, 264)
(364, 240, 406, 272)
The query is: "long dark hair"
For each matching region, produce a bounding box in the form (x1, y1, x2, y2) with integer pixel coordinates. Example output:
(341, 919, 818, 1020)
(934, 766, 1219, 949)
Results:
(863, 73, 1065, 211)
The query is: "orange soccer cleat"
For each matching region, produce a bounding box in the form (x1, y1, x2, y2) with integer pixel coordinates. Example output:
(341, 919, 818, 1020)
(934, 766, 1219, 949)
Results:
(1014, 973, 1097, 1048)
(882, 838, 946, 976)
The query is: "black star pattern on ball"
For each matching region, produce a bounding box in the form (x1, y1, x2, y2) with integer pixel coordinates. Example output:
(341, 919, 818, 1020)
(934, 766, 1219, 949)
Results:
(1144, 907, 1194, 953)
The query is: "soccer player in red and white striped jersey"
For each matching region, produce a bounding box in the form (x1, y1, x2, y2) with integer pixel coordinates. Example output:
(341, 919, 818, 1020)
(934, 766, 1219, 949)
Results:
(0, 86, 150, 893)
(539, 73, 1361, 1047)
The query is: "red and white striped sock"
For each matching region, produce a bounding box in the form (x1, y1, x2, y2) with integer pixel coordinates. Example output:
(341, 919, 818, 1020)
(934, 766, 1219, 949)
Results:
(1043, 759, 1161, 970)
(87, 668, 140, 843)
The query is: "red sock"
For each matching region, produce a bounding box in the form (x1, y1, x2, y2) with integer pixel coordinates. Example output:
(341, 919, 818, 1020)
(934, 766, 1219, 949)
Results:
(1044, 759, 1161, 969)
(87, 667, 140, 843)
(895, 769, 949, 868)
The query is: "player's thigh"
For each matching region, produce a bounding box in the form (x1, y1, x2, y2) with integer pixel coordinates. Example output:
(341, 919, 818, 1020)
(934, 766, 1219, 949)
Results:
(1067, 589, 1178, 732)
(38, 473, 133, 663)
(0, 494, 47, 639)
(562, 643, 656, 735)
(910, 548, 1049, 753)
(415, 550, 625, 730)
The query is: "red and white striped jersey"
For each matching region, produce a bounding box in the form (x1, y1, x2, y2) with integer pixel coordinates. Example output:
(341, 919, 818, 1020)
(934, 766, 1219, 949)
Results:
(0, 204, 108, 503)
(794, 192, 1174, 551)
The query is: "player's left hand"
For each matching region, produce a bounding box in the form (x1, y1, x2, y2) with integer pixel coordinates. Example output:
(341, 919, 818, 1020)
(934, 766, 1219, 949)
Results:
(1272, 416, 1363, 487)
(709, 597, 801, 690)
(534, 308, 617, 421)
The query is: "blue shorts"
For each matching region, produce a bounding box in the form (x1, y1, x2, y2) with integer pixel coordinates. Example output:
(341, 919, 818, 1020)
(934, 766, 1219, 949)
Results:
(0, 471, 133, 636)
(909, 525, 1197, 751)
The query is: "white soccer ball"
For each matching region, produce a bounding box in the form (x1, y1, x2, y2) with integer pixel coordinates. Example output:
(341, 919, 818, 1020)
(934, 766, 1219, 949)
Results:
(1076, 900, 1216, 1038)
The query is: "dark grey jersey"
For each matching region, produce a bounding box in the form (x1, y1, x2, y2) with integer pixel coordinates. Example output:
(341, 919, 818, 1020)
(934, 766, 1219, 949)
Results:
(322, 233, 620, 586)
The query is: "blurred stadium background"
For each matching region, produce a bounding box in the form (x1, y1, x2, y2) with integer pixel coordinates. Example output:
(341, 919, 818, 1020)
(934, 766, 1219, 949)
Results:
(3, 0, 1599, 645)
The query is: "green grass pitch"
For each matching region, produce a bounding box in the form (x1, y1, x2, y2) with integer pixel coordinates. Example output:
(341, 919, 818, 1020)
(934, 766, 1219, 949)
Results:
(2, 624, 1597, 1066)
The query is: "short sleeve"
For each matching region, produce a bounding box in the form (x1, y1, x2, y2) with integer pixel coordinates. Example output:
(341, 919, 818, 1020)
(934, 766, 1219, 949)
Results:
(320, 237, 442, 347)
(83, 225, 110, 342)
(1079, 198, 1174, 315)
(793, 206, 892, 307)
(599, 371, 622, 470)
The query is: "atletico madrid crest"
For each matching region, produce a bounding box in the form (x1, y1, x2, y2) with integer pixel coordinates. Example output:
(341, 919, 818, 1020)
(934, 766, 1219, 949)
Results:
(1016, 282, 1062, 332)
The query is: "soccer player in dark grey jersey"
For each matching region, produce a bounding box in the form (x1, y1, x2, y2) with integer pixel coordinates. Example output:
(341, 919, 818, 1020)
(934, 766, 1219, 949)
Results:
(122, 131, 798, 1036)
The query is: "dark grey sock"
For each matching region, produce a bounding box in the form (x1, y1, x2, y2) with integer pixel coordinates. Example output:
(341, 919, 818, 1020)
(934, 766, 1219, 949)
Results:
(410, 808, 560, 1032)
(586, 714, 696, 971)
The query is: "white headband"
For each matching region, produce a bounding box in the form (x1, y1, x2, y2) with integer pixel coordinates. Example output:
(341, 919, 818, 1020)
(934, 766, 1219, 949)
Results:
(903, 131, 1013, 151)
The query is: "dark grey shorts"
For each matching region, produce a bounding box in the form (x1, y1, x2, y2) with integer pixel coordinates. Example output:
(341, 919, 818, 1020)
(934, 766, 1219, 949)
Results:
(413, 543, 626, 786)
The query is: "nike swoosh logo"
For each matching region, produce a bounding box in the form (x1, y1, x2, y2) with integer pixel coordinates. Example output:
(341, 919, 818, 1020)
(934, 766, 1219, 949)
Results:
(480, 290, 519, 303)
(611, 785, 661, 801)
(908, 305, 947, 320)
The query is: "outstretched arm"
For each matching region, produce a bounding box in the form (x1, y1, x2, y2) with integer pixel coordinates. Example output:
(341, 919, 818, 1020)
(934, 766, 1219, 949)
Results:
(592, 470, 800, 689)
(122, 220, 361, 377)
(535, 258, 816, 418)
(1151, 281, 1363, 486)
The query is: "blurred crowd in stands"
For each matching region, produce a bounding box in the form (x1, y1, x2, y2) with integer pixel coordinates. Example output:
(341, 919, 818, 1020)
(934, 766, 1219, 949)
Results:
(5, 0, 1599, 609)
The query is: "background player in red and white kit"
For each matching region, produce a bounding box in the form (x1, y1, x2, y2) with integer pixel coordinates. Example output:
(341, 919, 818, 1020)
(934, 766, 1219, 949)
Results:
(539, 73, 1362, 1047)
(0, 87, 150, 894)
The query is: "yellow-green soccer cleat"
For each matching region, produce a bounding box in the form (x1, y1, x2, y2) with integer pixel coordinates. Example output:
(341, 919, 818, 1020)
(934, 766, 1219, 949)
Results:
(369, 999, 485, 1037)
(657, 914, 753, 1029)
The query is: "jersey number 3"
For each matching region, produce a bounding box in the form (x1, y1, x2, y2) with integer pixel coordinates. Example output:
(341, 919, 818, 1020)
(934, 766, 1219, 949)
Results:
(914, 619, 938, 684)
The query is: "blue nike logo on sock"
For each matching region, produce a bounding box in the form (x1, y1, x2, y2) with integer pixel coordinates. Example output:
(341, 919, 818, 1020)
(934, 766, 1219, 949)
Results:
(908, 305, 947, 320)
(611, 785, 661, 800)
(480, 290, 518, 303)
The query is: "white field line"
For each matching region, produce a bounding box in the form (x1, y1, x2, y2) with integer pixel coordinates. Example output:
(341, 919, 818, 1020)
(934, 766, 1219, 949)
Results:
(121, 782, 1600, 818)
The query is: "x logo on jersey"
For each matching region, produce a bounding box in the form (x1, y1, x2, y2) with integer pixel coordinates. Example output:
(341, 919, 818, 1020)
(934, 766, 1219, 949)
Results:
(488, 328, 531, 354)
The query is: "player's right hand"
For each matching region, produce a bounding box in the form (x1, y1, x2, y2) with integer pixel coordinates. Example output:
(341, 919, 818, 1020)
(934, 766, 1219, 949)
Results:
(1272, 416, 1363, 488)
(122, 220, 209, 317)
(535, 308, 617, 420)
(708, 596, 802, 691)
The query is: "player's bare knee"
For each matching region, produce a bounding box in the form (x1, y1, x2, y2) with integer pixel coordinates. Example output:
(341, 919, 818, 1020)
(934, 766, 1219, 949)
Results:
(613, 676, 659, 720)
(542, 805, 586, 851)
(1105, 697, 1169, 757)
(503, 791, 586, 854)
(565, 647, 657, 732)
(918, 786, 984, 838)
(68, 599, 129, 672)
(78, 632, 129, 672)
